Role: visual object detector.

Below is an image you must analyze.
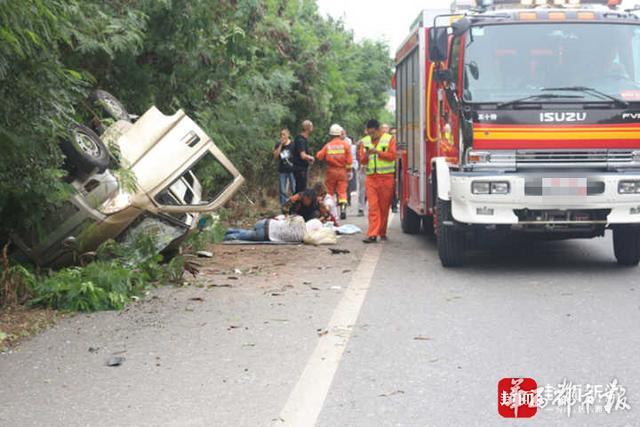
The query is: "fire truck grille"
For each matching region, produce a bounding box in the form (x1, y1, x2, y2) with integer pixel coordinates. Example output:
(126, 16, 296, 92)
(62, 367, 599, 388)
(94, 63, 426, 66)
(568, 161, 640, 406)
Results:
(515, 150, 636, 169)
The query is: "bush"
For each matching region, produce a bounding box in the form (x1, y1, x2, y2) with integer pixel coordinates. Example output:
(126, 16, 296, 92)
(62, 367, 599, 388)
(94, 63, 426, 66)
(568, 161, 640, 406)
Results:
(28, 262, 141, 312)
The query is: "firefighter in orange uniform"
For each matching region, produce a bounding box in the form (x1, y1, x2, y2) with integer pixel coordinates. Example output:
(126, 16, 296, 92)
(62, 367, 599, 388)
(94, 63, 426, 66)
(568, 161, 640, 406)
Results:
(316, 124, 353, 220)
(359, 119, 396, 243)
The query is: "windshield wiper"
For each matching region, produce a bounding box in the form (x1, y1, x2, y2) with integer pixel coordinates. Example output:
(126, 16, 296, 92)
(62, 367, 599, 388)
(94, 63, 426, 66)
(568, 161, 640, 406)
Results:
(496, 93, 583, 109)
(542, 86, 629, 108)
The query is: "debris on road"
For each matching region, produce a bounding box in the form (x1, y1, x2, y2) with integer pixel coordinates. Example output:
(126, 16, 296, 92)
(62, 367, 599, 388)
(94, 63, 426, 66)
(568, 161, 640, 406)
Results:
(413, 336, 432, 341)
(335, 224, 362, 235)
(304, 227, 338, 246)
(188, 297, 205, 302)
(207, 284, 233, 289)
(196, 251, 214, 258)
(379, 390, 405, 397)
(317, 329, 329, 337)
(106, 356, 126, 367)
(329, 248, 350, 255)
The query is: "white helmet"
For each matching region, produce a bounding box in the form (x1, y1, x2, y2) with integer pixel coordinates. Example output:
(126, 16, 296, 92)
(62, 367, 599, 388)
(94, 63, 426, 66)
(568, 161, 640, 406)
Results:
(329, 123, 343, 136)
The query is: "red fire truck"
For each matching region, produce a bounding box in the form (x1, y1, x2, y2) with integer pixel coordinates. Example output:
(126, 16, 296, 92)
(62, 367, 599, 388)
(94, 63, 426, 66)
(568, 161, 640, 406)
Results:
(395, 0, 640, 267)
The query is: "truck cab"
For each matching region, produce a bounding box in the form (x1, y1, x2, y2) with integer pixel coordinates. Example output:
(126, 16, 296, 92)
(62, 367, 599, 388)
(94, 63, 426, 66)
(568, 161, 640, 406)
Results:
(395, 0, 640, 266)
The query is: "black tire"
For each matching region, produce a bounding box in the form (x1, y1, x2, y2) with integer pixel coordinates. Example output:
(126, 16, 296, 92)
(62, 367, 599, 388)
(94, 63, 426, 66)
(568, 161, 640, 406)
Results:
(613, 227, 640, 266)
(422, 215, 434, 236)
(397, 168, 420, 234)
(60, 124, 110, 174)
(436, 198, 466, 267)
(401, 204, 421, 234)
(90, 90, 130, 122)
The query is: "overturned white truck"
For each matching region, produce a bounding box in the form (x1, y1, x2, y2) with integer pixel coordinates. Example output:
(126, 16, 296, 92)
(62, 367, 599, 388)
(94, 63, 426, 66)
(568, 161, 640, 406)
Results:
(12, 92, 244, 267)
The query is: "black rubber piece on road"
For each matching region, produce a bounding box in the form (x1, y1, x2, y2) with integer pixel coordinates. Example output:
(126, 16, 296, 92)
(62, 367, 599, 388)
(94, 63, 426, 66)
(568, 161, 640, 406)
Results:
(436, 198, 466, 267)
(613, 227, 640, 266)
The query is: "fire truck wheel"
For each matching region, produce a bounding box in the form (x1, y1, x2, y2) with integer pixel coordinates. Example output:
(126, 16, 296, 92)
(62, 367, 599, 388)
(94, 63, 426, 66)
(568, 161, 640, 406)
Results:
(422, 216, 434, 236)
(613, 227, 640, 266)
(436, 198, 466, 267)
(401, 205, 421, 234)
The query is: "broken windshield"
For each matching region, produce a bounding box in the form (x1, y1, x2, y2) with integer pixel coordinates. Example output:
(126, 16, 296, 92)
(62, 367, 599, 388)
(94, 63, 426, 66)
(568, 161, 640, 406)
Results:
(462, 23, 640, 104)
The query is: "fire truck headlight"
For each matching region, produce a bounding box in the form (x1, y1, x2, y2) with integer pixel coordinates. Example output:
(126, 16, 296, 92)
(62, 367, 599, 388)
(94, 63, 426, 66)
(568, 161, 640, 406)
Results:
(471, 182, 491, 194)
(618, 181, 640, 194)
(490, 182, 510, 195)
(472, 181, 510, 195)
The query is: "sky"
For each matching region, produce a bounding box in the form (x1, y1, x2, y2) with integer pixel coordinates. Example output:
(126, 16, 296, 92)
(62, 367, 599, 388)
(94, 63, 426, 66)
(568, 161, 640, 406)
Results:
(317, 0, 638, 56)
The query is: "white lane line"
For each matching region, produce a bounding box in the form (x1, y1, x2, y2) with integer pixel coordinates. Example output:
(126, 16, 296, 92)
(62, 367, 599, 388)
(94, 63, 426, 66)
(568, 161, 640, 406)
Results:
(277, 214, 394, 426)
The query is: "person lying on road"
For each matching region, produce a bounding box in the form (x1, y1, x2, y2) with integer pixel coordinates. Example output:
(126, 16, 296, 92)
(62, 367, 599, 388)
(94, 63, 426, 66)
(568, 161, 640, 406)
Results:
(224, 215, 306, 243)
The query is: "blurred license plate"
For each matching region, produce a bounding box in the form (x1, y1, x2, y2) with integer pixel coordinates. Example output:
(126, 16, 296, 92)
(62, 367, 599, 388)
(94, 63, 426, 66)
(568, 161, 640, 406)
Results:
(542, 177, 587, 196)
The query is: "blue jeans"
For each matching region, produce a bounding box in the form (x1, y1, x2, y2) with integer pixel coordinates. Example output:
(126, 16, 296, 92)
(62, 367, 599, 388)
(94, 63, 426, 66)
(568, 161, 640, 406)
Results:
(225, 219, 269, 241)
(279, 172, 296, 206)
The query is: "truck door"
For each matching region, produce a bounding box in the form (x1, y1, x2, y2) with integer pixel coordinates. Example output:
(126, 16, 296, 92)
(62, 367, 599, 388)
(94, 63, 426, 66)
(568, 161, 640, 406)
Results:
(439, 34, 463, 164)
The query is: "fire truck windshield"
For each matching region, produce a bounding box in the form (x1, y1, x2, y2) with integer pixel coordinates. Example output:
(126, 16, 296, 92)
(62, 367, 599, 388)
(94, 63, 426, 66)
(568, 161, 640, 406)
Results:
(462, 23, 640, 104)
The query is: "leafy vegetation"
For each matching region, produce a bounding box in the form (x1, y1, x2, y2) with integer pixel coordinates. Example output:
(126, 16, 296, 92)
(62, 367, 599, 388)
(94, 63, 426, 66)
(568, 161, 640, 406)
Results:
(0, 0, 392, 312)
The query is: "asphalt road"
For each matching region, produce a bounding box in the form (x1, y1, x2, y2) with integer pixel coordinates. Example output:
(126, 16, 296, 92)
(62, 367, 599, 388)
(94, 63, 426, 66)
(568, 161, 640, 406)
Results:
(1, 212, 639, 426)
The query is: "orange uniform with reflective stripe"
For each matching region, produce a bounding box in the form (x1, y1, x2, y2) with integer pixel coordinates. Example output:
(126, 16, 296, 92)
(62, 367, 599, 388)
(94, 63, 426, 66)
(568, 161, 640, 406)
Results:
(316, 137, 353, 204)
(358, 134, 397, 238)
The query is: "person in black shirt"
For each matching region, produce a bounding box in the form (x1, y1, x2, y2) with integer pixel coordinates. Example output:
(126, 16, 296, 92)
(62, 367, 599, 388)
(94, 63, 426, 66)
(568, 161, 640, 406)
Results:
(282, 188, 335, 224)
(292, 120, 315, 193)
(273, 128, 296, 206)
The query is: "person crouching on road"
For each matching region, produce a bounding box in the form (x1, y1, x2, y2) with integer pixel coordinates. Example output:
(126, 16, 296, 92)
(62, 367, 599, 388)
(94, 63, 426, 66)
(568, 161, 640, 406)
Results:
(359, 119, 397, 244)
(282, 189, 336, 224)
(315, 124, 353, 220)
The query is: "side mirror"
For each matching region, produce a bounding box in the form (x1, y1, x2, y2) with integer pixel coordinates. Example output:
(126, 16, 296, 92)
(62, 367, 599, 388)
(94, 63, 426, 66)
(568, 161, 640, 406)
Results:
(428, 27, 449, 63)
(452, 18, 471, 37)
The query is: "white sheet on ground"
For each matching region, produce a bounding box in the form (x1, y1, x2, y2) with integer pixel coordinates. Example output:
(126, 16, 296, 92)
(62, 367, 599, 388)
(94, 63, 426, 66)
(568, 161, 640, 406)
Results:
(335, 224, 362, 235)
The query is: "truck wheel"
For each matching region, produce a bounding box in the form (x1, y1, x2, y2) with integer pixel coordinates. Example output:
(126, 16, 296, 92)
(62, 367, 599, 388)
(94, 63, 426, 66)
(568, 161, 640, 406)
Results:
(401, 204, 421, 234)
(422, 215, 434, 236)
(91, 90, 130, 122)
(436, 198, 466, 267)
(60, 124, 110, 174)
(613, 227, 640, 266)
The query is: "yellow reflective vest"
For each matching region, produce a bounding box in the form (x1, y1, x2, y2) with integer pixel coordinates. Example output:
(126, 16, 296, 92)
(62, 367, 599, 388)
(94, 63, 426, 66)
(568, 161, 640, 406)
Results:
(362, 133, 395, 175)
